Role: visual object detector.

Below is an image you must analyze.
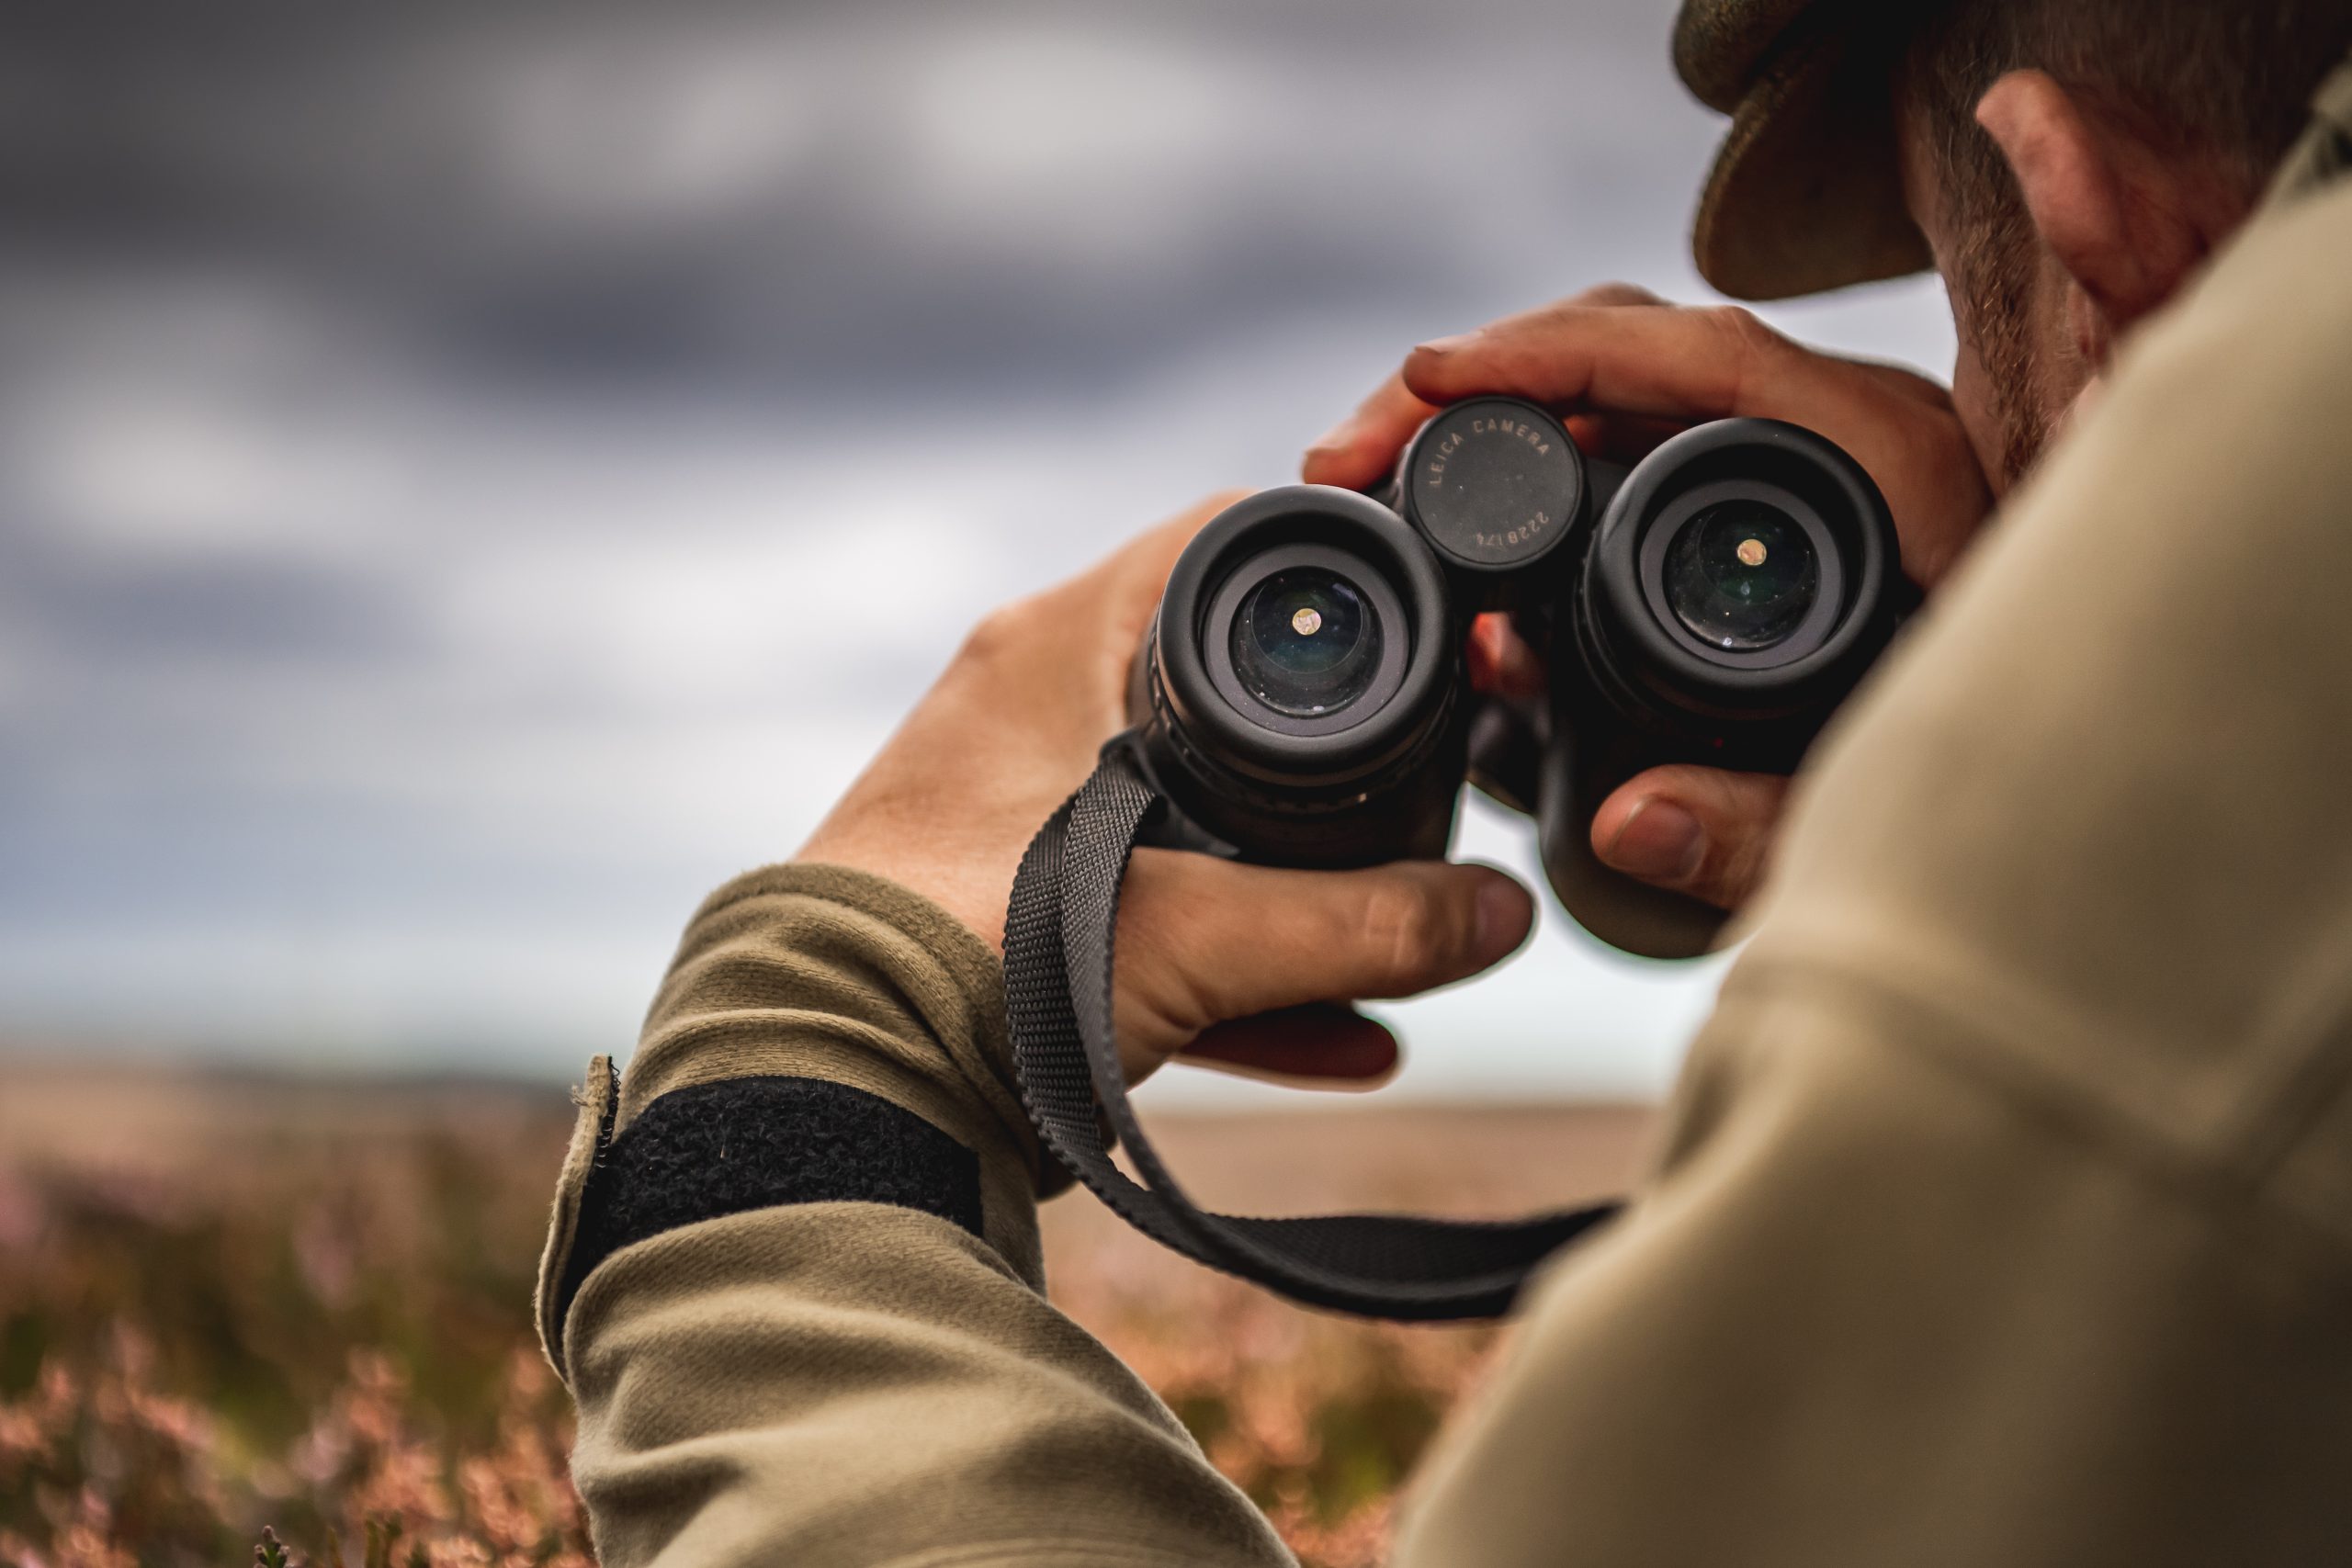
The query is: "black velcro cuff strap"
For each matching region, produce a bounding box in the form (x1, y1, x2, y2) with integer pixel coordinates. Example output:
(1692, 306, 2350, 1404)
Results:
(553, 1076, 984, 1345)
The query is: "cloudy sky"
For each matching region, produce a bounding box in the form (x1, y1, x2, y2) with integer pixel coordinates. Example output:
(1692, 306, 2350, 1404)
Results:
(0, 0, 1952, 1103)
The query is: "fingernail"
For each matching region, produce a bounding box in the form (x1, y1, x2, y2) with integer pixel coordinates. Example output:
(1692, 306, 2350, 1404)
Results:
(1413, 333, 1475, 357)
(1474, 876, 1532, 964)
(1601, 799, 1705, 886)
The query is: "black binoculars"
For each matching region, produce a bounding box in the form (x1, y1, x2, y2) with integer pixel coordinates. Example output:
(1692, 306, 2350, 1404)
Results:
(1123, 397, 1910, 957)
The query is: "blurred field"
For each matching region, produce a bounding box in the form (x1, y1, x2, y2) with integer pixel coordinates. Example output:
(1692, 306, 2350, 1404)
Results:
(0, 1066, 1651, 1568)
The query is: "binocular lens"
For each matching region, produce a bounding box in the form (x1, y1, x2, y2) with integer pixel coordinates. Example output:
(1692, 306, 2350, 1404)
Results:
(1231, 567, 1385, 717)
(1663, 501, 1820, 652)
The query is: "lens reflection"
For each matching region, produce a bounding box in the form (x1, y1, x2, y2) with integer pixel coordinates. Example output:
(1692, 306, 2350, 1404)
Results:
(1664, 502, 1819, 651)
(1231, 568, 1382, 716)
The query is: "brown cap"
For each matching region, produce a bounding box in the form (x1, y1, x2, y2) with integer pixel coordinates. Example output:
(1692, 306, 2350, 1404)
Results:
(1673, 0, 1934, 300)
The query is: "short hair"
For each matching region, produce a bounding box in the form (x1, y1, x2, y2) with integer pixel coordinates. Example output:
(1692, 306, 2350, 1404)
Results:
(1899, 0, 2352, 479)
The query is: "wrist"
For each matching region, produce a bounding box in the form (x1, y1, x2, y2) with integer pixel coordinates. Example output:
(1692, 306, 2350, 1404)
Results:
(538, 862, 1057, 1381)
(631, 862, 1042, 1191)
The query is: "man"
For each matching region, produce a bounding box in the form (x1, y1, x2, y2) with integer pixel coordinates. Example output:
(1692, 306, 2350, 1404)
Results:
(536, 1, 2352, 1562)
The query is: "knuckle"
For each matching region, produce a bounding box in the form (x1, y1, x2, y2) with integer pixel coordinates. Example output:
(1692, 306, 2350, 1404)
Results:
(1362, 876, 1453, 982)
(1712, 304, 1782, 359)
(956, 603, 1015, 664)
(1687, 775, 1781, 909)
(1574, 280, 1662, 309)
(1114, 860, 1223, 1031)
(957, 593, 1046, 666)
(1709, 305, 1794, 411)
(1698, 832, 1769, 911)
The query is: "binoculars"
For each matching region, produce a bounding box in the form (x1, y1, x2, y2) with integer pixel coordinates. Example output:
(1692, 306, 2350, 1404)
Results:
(1124, 398, 1909, 957)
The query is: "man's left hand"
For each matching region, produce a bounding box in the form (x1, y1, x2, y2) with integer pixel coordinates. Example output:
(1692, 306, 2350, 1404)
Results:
(798, 495, 1535, 1089)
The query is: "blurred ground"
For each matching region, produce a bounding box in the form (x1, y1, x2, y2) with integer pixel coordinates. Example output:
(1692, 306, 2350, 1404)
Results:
(0, 1065, 1652, 1568)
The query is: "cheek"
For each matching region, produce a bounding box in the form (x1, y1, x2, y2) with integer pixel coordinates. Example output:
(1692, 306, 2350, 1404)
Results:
(1947, 336, 2012, 495)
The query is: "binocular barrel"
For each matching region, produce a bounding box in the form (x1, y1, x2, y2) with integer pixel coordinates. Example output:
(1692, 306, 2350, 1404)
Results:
(1127, 397, 1905, 958)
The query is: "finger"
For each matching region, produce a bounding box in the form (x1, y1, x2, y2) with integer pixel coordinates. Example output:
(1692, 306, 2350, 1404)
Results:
(1589, 764, 1792, 912)
(1300, 284, 1672, 491)
(1404, 304, 1988, 587)
(1560, 411, 1693, 467)
(1408, 302, 1856, 427)
(1179, 1003, 1399, 1086)
(1302, 372, 1438, 490)
(1564, 280, 1672, 310)
(1464, 614, 1545, 700)
(1112, 852, 1535, 1080)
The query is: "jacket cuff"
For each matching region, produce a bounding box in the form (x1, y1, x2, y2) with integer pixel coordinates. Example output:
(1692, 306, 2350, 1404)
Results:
(535, 863, 1054, 1382)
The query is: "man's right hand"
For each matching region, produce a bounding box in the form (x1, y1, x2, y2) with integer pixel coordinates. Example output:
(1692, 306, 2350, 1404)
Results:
(1304, 285, 1995, 912)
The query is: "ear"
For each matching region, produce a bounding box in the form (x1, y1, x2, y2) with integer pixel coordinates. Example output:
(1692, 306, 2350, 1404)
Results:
(1974, 70, 2207, 365)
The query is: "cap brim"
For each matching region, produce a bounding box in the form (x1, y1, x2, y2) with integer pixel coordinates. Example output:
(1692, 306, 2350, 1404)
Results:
(1691, 27, 1932, 301)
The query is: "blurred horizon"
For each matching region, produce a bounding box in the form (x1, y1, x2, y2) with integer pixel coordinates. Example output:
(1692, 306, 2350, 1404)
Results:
(0, 0, 1953, 1104)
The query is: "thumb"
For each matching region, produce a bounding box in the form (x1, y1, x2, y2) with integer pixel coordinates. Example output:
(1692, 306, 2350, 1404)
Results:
(1111, 850, 1534, 1081)
(1589, 764, 1791, 911)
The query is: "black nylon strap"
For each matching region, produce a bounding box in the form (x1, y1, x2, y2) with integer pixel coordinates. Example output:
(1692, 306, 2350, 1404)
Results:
(1005, 739, 1619, 1321)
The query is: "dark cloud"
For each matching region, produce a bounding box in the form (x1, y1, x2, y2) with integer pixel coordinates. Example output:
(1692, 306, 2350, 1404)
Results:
(0, 0, 1949, 1090)
(0, 530, 420, 666)
(0, 0, 1727, 389)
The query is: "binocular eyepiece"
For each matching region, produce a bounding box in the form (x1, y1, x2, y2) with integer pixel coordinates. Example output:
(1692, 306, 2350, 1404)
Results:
(1127, 397, 1908, 957)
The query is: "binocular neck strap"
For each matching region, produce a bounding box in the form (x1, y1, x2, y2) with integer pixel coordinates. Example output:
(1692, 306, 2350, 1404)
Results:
(1002, 739, 1620, 1321)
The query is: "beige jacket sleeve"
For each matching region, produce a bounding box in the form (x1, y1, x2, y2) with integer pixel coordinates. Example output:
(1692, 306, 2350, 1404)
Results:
(1396, 172, 2352, 1564)
(539, 867, 1294, 1568)
(540, 166, 2352, 1568)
